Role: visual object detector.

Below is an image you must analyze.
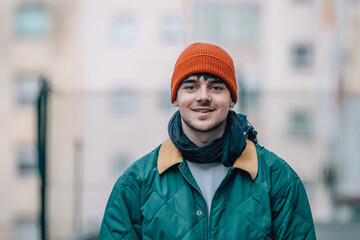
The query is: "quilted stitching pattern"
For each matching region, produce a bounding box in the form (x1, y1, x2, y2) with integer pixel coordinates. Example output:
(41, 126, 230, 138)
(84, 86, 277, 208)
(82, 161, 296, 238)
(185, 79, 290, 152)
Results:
(142, 179, 201, 239)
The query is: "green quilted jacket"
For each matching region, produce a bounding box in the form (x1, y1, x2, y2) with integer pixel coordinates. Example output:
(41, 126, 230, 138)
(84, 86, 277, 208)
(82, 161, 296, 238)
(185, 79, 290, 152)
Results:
(99, 139, 316, 239)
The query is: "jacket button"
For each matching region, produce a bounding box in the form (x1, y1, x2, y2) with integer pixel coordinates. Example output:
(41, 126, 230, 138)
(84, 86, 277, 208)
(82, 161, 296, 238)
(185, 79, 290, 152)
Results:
(196, 210, 202, 216)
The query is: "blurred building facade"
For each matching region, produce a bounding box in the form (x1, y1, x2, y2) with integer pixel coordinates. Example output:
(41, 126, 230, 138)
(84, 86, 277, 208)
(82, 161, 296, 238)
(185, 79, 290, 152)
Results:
(1, 0, 359, 239)
(331, 0, 360, 217)
(0, 0, 79, 239)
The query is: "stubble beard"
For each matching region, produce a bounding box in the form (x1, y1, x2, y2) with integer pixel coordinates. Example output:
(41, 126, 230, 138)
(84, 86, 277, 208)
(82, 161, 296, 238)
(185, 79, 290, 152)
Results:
(182, 116, 227, 133)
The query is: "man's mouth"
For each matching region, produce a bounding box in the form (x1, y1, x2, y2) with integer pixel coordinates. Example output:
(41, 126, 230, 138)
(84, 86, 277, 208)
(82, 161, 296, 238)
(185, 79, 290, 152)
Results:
(192, 108, 214, 113)
(194, 110, 212, 112)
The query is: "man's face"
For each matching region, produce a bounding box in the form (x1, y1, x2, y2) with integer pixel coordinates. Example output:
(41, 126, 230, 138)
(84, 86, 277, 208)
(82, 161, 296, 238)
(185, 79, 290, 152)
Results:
(173, 74, 235, 134)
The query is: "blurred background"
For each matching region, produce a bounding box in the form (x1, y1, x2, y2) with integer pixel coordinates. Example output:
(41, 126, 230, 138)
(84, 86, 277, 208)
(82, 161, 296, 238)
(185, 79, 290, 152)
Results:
(0, 0, 360, 239)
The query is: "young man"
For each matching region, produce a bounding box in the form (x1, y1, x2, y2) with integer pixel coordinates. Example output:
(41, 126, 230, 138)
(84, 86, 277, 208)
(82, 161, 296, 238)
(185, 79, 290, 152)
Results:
(99, 43, 316, 239)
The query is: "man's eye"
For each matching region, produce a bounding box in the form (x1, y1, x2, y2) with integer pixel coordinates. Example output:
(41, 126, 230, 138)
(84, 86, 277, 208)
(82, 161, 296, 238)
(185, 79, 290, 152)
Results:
(212, 86, 224, 91)
(184, 85, 196, 90)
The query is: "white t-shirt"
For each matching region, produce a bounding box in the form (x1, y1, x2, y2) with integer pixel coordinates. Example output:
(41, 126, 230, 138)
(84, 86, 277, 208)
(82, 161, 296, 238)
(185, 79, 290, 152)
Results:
(186, 161, 228, 215)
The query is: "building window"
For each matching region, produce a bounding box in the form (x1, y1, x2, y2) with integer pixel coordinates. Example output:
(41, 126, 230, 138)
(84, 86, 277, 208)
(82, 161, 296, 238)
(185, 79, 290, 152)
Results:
(195, 3, 260, 45)
(15, 218, 40, 240)
(159, 89, 173, 110)
(237, 69, 260, 113)
(16, 146, 38, 176)
(291, 44, 313, 69)
(160, 17, 183, 43)
(287, 110, 313, 139)
(113, 17, 136, 43)
(112, 153, 132, 176)
(15, 4, 50, 37)
(302, 181, 316, 202)
(111, 89, 136, 114)
(16, 74, 41, 106)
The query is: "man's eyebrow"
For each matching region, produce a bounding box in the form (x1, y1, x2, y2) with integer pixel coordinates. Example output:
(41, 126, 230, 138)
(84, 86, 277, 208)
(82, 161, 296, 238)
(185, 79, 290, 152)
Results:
(181, 78, 198, 84)
(208, 78, 226, 84)
(181, 76, 225, 84)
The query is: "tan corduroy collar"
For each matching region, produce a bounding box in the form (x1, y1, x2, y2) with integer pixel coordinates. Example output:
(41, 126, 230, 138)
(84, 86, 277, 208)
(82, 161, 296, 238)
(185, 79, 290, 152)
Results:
(157, 138, 258, 180)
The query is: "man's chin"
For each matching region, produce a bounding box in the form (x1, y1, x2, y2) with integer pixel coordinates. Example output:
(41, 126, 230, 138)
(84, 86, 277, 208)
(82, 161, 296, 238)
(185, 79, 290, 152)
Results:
(188, 122, 220, 133)
(182, 117, 227, 133)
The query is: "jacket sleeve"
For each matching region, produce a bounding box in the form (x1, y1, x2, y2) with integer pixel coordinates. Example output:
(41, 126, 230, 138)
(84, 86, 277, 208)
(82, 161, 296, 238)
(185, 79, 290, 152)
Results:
(99, 173, 142, 240)
(270, 176, 316, 240)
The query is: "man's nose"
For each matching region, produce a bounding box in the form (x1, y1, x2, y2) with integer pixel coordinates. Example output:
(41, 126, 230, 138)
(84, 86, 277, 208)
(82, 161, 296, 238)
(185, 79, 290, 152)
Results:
(196, 86, 211, 102)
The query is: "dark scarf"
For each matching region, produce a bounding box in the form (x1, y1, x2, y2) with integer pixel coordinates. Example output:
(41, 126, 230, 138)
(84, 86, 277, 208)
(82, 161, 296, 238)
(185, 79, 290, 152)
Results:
(168, 110, 257, 167)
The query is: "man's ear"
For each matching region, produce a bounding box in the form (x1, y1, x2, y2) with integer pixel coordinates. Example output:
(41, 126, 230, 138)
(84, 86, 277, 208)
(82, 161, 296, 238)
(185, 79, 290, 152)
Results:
(230, 101, 235, 109)
(173, 100, 178, 107)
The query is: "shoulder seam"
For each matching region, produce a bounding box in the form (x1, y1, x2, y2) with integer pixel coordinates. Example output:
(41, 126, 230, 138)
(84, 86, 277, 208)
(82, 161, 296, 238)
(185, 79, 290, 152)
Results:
(274, 177, 299, 200)
(122, 174, 141, 198)
(106, 175, 141, 212)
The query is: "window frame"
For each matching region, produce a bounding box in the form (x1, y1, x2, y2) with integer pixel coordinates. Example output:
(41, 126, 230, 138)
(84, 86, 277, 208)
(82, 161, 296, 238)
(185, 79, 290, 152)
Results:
(15, 3, 51, 37)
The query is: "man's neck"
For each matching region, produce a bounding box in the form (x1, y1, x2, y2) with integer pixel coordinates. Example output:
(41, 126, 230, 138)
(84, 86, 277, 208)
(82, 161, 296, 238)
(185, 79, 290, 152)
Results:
(181, 121, 226, 147)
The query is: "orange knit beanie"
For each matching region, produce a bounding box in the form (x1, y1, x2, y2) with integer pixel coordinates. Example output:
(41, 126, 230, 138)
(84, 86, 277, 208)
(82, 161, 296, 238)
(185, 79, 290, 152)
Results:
(171, 42, 237, 103)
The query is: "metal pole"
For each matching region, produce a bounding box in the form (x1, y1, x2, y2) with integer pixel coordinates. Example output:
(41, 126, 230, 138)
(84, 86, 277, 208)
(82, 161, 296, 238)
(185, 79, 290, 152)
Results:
(37, 79, 49, 240)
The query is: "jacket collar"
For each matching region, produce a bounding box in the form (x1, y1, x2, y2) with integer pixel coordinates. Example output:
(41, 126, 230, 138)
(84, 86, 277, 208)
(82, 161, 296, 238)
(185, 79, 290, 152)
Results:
(157, 138, 258, 180)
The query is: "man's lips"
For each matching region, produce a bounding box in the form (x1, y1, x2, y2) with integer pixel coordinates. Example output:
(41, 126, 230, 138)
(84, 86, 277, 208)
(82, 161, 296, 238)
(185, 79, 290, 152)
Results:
(192, 108, 215, 113)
